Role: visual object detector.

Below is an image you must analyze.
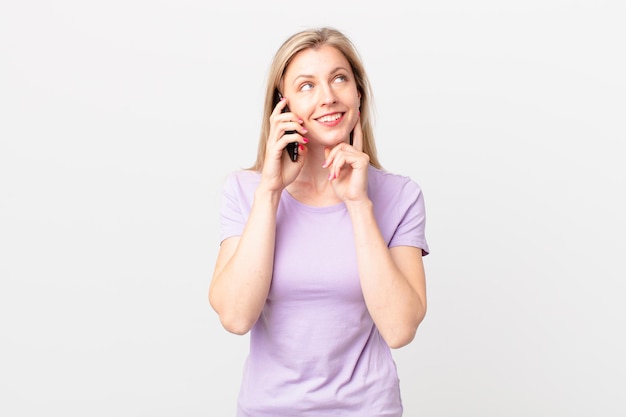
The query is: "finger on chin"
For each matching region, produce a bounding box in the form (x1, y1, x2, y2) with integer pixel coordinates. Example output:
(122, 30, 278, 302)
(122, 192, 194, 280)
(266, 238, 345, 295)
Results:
(324, 146, 331, 160)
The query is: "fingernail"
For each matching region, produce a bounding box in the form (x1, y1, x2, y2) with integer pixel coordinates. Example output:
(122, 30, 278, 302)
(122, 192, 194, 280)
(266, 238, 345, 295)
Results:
(303, 137, 309, 143)
(299, 144, 304, 151)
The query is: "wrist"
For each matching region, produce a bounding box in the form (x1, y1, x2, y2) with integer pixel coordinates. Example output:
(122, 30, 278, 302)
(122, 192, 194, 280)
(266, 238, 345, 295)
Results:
(344, 198, 373, 214)
(254, 186, 282, 208)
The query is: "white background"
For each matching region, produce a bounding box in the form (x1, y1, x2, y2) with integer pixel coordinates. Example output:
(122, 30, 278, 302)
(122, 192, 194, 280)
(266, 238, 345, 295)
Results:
(1, 1, 624, 416)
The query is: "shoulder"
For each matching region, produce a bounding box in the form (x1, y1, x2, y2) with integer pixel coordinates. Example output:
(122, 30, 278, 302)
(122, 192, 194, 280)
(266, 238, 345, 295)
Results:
(223, 169, 261, 184)
(367, 166, 424, 198)
(219, 170, 261, 210)
(221, 169, 261, 193)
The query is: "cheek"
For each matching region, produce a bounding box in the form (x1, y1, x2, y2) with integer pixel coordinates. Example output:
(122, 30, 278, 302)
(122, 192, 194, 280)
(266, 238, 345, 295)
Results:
(292, 97, 317, 115)
(350, 89, 361, 107)
(351, 95, 361, 110)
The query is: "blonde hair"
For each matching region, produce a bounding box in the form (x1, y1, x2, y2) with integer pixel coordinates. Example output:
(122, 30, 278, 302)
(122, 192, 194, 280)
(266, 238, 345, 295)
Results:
(248, 27, 381, 171)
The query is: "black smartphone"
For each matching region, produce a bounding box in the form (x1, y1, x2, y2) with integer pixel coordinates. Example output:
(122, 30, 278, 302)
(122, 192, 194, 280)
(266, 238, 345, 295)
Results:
(273, 90, 298, 162)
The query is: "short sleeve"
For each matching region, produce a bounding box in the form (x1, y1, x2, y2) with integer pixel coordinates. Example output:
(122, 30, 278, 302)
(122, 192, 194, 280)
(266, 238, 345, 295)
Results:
(219, 173, 246, 243)
(389, 180, 430, 256)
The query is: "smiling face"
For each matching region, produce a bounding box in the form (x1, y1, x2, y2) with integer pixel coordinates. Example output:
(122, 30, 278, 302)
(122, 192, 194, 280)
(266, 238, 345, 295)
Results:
(281, 45, 361, 146)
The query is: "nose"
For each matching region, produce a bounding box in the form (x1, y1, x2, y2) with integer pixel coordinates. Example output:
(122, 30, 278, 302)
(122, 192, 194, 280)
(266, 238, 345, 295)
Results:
(319, 83, 337, 105)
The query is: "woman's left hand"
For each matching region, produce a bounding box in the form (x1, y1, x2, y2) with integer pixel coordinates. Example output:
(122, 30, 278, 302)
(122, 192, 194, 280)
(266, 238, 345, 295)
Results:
(323, 117, 370, 203)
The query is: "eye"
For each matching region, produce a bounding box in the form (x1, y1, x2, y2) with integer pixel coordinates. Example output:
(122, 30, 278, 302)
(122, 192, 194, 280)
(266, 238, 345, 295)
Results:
(299, 82, 313, 92)
(334, 75, 347, 83)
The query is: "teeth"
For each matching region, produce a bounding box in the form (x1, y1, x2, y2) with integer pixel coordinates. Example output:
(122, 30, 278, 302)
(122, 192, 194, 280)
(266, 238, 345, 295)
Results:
(317, 113, 342, 123)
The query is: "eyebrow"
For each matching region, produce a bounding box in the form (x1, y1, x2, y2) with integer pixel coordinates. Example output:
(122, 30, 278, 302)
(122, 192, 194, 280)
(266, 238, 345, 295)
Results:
(292, 66, 350, 84)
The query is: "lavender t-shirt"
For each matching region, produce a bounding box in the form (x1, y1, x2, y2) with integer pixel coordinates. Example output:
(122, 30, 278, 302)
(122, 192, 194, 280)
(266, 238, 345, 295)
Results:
(219, 166, 429, 417)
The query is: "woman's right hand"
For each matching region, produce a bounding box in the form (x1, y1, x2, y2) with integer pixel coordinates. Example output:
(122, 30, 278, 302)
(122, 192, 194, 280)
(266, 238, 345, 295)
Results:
(260, 97, 307, 192)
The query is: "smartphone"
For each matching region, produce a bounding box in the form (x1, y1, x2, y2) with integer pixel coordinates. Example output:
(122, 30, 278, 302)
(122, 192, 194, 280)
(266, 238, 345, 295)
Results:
(273, 90, 298, 162)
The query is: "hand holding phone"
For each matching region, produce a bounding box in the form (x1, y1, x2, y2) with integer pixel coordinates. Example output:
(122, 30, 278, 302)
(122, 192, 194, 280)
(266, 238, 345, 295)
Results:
(274, 91, 299, 162)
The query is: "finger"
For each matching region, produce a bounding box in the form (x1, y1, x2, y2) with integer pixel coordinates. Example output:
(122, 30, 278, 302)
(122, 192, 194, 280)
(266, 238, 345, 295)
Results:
(328, 153, 348, 181)
(322, 146, 332, 169)
(282, 118, 305, 133)
(272, 95, 289, 115)
(352, 116, 364, 152)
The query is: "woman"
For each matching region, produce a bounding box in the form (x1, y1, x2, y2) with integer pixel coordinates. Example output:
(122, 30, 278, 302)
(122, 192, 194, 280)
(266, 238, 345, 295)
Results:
(209, 27, 429, 417)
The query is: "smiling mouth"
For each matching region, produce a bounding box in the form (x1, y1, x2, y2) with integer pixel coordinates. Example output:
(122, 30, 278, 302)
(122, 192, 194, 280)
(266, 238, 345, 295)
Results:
(316, 113, 344, 123)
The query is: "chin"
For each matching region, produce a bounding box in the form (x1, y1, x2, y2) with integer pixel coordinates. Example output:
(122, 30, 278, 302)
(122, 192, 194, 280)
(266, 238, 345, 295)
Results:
(313, 131, 351, 146)
(332, 133, 352, 144)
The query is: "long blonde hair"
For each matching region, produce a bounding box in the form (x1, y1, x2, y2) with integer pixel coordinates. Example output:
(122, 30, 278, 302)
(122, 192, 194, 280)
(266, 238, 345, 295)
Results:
(248, 27, 381, 171)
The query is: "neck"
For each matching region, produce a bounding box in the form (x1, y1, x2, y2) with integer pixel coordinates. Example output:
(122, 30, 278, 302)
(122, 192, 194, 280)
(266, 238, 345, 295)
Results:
(286, 150, 341, 206)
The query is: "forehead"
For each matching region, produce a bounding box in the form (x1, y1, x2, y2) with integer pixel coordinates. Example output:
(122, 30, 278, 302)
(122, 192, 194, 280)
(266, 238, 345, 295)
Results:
(284, 45, 351, 79)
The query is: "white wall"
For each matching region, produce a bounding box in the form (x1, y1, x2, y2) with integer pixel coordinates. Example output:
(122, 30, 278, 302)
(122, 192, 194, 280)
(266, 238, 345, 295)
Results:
(1, 1, 624, 416)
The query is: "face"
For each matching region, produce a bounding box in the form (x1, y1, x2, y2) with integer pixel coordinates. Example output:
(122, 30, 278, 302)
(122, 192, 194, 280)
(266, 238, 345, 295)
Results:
(281, 45, 361, 146)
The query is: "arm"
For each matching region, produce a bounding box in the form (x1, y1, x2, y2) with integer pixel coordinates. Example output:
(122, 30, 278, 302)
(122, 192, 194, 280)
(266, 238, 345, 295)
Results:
(209, 97, 308, 335)
(324, 119, 427, 349)
(346, 199, 427, 349)
(209, 188, 281, 335)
